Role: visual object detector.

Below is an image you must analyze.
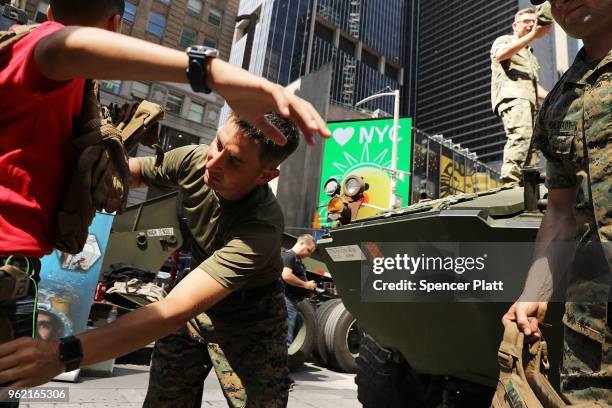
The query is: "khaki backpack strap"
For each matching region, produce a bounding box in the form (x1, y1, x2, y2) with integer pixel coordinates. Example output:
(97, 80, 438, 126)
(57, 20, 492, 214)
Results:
(108, 99, 165, 164)
(491, 322, 544, 408)
(120, 100, 164, 150)
(525, 340, 569, 408)
(0, 24, 39, 53)
(498, 322, 524, 371)
(108, 100, 164, 147)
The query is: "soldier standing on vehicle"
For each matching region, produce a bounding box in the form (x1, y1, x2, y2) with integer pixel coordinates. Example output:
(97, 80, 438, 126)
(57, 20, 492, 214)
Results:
(282, 234, 317, 347)
(491, 7, 551, 186)
(502, 0, 611, 404)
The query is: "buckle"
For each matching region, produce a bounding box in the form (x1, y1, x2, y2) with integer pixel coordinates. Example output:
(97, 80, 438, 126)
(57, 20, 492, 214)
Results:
(497, 350, 514, 371)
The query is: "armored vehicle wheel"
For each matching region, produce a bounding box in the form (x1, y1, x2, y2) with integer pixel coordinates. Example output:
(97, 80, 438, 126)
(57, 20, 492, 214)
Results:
(323, 302, 361, 373)
(288, 299, 316, 371)
(356, 334, 442, 407)
(315, 298, 342, 364)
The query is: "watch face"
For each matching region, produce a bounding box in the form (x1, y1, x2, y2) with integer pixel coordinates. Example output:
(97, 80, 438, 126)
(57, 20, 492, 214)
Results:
(188, 45, 219, 57)
(60, 336, 83, 362)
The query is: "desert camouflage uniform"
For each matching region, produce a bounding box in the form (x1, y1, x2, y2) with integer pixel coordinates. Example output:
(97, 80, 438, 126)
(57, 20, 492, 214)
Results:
(491, 34, 541, 183)
(533, 48, 611, 405)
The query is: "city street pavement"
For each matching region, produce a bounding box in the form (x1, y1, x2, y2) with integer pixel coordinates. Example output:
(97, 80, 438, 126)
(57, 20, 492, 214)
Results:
(20, 363, 359, 408)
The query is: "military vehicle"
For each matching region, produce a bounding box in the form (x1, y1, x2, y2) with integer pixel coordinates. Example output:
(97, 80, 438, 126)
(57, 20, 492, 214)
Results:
(311, 168, 565, 407)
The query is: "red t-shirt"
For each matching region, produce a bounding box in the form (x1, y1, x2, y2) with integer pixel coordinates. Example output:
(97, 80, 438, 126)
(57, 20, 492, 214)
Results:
(0, 22, 85, 257)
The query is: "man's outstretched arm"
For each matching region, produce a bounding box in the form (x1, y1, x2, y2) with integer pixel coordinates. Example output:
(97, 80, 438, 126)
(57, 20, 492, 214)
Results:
(0, 268, 231, 388)
(34, 27, 330, 145)
(502, 186, 577, 338)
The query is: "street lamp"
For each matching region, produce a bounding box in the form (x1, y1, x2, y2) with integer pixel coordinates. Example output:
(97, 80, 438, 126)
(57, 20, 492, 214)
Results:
(355, 89, 401, 209)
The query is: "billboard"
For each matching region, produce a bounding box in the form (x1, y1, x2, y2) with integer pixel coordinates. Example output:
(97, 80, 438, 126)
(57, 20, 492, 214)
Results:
(317, 118, 412, 224)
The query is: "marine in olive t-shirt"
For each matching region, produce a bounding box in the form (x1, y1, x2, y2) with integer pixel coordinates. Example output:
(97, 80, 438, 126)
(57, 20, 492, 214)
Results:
(138, 144, 284, 291)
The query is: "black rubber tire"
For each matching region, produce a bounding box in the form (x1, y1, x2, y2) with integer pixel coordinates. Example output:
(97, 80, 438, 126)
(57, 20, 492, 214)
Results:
(323, 302, 360, 373)
(287, 299, 316, 371)
(314, 298, 342, 364)
(355, 334, 442, 408)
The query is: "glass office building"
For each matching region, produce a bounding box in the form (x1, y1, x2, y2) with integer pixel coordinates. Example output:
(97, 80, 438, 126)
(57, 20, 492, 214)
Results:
(231, 0, 410, 115)
(414, 0, 517, 164)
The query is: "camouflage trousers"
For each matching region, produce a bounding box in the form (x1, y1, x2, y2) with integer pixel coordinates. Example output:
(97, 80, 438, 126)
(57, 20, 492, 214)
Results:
(499, 99, 540, 183)
(143, 285, 290, 408)
(560, 240, 612, 405)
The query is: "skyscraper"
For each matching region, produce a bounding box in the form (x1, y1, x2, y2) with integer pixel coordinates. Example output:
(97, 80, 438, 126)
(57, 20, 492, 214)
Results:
(413, 0, 579, 166)
(414, 0, 517, 165)
(224, 0, 411, 119)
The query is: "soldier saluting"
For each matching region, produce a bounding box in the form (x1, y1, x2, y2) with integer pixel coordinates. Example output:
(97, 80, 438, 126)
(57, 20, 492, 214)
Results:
(490, 6, 551, 186)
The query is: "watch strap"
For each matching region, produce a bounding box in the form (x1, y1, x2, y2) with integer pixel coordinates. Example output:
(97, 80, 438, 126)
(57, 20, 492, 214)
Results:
(186, 47, 214, 94)
(59, 335, 83, 372)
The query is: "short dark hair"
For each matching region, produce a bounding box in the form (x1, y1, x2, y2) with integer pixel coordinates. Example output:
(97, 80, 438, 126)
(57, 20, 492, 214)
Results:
(233, 112, 301, 167)
(49, 0, 124, 25)
(297, 234, 315, 247)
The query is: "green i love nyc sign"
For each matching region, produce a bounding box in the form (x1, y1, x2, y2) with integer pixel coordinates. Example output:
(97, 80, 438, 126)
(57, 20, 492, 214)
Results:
(317, 118, 412, 223)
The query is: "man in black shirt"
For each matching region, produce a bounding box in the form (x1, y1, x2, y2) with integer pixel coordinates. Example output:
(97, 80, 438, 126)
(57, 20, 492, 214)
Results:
(281, 234, 316, 346)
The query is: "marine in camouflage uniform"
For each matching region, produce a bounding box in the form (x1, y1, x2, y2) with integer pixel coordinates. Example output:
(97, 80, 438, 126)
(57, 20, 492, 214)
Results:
(533, 48, 611, 405)
(139, 136, 292, 407)
(490, 12, 545, 184)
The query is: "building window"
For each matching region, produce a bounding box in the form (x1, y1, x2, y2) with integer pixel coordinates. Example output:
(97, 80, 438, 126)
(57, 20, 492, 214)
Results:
(100, 80, 122, 94)
(166, 92, 184, 115)
(131, 81, 150, 101)
(146, 12, 166, 37)
(385, 63, 399, 81)
(147, 127, 199, 200)
(205, 107, 219, 125)
(34, 1, 49, 23)
(186, 0, 202, 16)
(314, 22, 333, 43)
(187, 101, 205, 123)
(124, 1, 137, 22)
(179, 27, 197, 49)
(160, 126, 199, 151)
(203, 36, 217, 48)
(207, 8, 222, 26)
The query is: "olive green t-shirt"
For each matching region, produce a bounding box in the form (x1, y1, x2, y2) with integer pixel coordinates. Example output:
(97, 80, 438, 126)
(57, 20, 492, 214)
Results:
(138, 145, 284, 291)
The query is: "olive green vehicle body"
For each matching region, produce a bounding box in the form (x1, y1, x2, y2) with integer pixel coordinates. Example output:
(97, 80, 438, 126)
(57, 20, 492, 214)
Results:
(100, 192, 184, 279)
(312, 186, 564, 388)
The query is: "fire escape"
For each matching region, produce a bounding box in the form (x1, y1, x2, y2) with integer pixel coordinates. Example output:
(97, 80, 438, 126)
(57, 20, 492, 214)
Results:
(341, 0, 360, 106)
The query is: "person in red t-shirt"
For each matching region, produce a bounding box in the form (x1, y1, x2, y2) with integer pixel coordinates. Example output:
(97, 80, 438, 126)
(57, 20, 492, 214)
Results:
(0, 0, 330, 398)
(0, 3, 125, 406)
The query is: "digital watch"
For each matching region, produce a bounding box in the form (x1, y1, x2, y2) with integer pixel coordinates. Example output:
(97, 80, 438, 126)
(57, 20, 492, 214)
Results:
(185, 45, 219, 94)
(58, 335, 83, 372)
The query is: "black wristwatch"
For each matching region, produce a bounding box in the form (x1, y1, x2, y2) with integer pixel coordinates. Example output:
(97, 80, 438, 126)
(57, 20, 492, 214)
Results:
(185, 45, 219, 93)
(58, 336, 83, 372)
